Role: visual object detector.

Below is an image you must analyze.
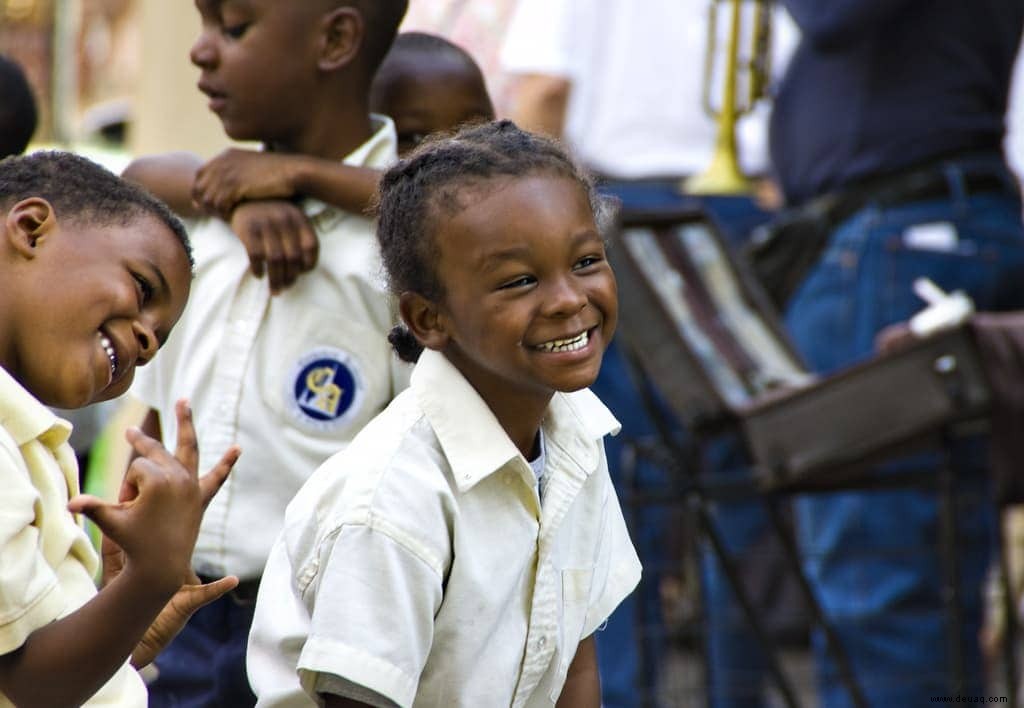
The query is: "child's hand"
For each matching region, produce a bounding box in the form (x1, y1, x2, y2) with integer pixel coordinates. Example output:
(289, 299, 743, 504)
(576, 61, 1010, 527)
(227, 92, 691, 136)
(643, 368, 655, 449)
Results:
(130, 571, 239, 668)
(230, 200, 319, 293)
(68, 400, 240, 597)
(193, 148, 300, 218)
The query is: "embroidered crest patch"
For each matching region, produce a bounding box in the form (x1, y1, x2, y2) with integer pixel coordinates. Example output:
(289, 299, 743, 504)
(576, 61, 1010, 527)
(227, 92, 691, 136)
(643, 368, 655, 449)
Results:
(287, 347, 364, 431)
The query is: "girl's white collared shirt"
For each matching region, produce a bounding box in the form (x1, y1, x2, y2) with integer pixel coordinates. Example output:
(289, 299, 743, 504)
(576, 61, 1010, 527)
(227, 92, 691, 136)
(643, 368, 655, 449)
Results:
(248, 349, 641, 708)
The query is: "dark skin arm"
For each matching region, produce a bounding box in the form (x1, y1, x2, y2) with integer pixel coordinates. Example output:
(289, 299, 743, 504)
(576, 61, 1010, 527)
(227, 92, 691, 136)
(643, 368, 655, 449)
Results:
(192, 148, 380, 218)
(125, 150, 381, 293)
(123, 408, 239, 669)
(507, 74, 571, 140)
(0, 401, 238, 708)
(121, 152, 204, 218)
(556, 634, 601, 708)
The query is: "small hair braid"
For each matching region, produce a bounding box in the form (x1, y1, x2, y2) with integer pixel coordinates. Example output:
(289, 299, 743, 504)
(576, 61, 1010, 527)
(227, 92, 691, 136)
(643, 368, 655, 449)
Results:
(376, 120, 609, 363)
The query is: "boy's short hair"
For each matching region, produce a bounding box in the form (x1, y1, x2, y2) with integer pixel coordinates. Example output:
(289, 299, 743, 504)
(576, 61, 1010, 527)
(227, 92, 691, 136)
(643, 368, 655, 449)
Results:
(349, 0, 409, 76)
(0, 55, 38, 159)
(0, 151, 193, 267)
(374, 31, 486, 90)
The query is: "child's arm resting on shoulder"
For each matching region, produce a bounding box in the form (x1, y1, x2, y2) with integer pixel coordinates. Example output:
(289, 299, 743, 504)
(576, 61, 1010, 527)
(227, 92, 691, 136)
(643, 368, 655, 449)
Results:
(122, 152, 205, 218)
(0, 400, 239, 708)
(194, 148, 381, 294)
(193, 148, 380, 218)
(555, 634, 601, 708)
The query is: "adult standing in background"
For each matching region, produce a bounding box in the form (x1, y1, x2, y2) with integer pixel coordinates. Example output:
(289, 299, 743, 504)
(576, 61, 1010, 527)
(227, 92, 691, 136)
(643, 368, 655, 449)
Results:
(771, 2, 1024, 704)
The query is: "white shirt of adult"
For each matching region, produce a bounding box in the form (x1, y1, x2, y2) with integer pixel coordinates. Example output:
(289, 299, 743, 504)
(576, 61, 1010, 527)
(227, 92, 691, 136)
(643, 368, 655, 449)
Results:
(247, 349, 642, 708)
(499, 0, 796, 179)
(130, 116, 408, 581)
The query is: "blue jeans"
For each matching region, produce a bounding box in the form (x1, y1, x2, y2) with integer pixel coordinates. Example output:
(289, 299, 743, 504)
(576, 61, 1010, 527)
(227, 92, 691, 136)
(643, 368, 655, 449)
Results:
(784, 174, 1024, 705)
(148, 592, 258, 708)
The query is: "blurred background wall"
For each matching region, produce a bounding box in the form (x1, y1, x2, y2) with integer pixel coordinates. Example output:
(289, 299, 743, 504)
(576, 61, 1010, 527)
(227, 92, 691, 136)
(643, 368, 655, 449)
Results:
(0, 0, 229, 160)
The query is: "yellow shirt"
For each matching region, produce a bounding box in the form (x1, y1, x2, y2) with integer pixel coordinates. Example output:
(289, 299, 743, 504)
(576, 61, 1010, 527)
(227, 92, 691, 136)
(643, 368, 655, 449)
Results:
(248, 350, 642, 708)
(0, 366, 146, 706)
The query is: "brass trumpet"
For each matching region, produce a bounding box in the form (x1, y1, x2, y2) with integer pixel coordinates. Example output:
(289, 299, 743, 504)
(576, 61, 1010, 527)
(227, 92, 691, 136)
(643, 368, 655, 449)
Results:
(684, 0, 773, 195)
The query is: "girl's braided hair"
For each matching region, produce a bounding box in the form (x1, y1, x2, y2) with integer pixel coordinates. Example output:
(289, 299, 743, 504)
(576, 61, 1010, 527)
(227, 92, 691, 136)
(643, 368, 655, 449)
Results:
(376, 119, 612, 362)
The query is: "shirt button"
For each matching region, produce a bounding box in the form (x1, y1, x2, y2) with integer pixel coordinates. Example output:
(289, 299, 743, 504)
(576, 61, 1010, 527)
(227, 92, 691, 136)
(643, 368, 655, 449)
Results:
(538, 636, 547, 649)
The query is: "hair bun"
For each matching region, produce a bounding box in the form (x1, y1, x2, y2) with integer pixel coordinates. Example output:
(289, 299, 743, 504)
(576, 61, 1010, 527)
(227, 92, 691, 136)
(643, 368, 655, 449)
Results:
(388, 324, 424, 363)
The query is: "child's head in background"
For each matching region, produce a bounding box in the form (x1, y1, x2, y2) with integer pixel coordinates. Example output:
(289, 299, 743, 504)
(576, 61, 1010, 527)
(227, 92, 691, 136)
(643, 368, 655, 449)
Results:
(376, 120, 617, 415)
(0, 55, 38, 159)
(0, 152, 193, 408)
(370, 31, 495, 156)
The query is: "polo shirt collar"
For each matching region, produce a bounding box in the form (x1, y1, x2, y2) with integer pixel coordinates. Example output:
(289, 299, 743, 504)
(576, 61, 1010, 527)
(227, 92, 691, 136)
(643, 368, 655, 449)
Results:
(411, 350, 620, 493)
(0, 366, 72, 449)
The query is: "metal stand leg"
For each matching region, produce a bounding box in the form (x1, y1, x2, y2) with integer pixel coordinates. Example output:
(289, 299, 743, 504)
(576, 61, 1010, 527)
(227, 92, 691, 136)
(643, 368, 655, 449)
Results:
(762, 497, 868, 708)
(617, 343, 803, 706)
(690, 481, 802, 708)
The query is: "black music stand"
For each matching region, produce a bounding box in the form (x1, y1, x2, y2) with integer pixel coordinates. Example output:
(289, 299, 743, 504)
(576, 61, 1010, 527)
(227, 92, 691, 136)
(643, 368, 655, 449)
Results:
(607, 204, 1013, 706)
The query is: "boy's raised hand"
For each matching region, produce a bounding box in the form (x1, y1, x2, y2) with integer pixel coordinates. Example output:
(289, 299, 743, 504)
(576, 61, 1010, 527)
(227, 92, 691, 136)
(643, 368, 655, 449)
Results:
(68, 400, 240, 605)
(192, 148, 300, 218)
(230, 200, 319, 294)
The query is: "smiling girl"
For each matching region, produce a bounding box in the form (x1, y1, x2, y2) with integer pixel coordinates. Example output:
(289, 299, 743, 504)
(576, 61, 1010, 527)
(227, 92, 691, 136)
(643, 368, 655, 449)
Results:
(248, 121, 641, 708)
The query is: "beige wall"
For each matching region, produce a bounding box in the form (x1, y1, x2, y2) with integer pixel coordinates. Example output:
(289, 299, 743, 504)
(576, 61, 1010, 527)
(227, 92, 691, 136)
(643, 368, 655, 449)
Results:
(129, 0, 229, 157)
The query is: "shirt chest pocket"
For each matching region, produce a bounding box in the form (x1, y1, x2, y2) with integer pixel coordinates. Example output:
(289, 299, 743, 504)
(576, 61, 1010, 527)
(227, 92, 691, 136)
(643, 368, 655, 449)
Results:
(256, 305, 393, 439)
(548, 495, 608, 701)
(549, 566, 596, 702)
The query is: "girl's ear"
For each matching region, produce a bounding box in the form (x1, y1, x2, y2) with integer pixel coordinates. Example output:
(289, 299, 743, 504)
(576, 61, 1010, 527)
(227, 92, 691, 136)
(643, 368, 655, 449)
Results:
(4, 197, 56, 259)
(317, 6, 363, 72)
(400, 291, 450, 352)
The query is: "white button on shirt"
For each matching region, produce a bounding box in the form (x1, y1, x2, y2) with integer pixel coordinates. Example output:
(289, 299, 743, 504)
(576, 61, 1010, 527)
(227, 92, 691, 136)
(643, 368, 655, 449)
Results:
(247, 349, 642, 708)
(131, 117, 408, 580)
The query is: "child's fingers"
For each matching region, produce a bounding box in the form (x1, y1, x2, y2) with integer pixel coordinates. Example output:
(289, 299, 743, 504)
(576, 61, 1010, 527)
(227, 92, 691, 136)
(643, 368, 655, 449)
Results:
(67, 493, 107, 516)
(298, 220, 319, 272)
(263, 229, 286, 294)
(172, 399, 200, 476)
(125, 425, 174, 466)
(67, 495, 129, 547)
(180, 575, 240, 616)
(275, 222, 301, 289)
(99, 533, 125, 588)
(198, 445, 240, 508)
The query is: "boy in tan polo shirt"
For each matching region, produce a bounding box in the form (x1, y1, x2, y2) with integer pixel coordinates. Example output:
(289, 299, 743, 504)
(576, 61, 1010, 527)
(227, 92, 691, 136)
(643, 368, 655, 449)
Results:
(0, 151, 238, 707)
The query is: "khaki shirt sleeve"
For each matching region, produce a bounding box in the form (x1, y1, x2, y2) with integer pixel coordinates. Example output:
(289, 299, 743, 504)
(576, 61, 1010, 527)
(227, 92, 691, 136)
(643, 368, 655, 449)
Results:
(0, 436, 63, 656)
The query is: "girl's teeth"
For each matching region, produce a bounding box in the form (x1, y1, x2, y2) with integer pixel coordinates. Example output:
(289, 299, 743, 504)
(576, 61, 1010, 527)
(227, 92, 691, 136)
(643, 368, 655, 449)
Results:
(100, 335, 117, 375)
(536, 331, 589, 353)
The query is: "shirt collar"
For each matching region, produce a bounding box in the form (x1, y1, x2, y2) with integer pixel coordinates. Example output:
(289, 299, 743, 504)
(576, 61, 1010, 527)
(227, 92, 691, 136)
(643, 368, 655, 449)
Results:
(0, 366, 72, 449)
(411, 349, 620, 493)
